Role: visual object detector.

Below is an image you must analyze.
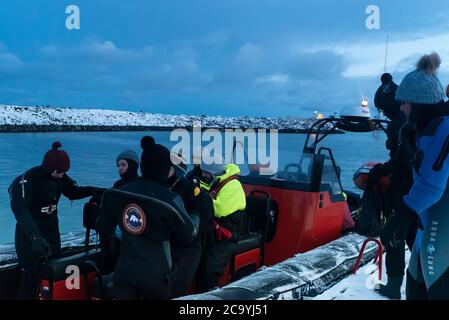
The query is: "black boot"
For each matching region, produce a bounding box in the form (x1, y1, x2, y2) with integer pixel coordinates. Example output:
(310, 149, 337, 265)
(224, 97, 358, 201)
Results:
(376, 276, 403, 299)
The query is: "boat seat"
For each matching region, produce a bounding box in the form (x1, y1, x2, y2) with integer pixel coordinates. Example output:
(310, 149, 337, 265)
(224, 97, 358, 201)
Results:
(243, 192, 274, 238)
(232, 191, 274, 257)
(40, 247, 101, 280)
(37, 247, 101, 300)
(233, 233, 263, 255)
(83, 200, 102, 231)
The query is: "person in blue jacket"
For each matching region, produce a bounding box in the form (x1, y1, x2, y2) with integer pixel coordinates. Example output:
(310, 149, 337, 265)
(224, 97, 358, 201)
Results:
(381, 52, 449, 299)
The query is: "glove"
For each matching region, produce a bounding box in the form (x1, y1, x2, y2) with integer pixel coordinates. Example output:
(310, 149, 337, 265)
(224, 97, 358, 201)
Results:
(87, 187, 107, 201)
(29, 232, 51, 261)
(395, 197, 424, 230)
(186, 166, 203, 183)
(380, 198, 423, 248)
(380, 213, 409, 248)
(212, 220, 232, 241)
(192, 189, 214, 222)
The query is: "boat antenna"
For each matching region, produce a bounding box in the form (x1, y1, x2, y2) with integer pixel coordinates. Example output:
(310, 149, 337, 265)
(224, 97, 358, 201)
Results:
(383, 35, 390, 73)
(357, 81, 364, 100)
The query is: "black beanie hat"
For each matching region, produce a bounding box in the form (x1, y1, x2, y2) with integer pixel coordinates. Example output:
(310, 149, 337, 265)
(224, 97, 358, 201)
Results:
(380, 73, 393, 85)
(140, 136, 172, 184)
(374, 73, 401, 120)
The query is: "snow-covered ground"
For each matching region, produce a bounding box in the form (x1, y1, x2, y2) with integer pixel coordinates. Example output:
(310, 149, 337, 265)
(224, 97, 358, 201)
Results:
(314, 249, 410, 300)
(0, 104, 316, 130)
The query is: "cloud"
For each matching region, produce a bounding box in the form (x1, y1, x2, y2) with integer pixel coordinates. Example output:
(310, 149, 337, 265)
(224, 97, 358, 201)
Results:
(243, 50, 355, 113)
(0, 38, 213, 110)
(4, 27, 434, 116)
(256, 74, 289, 84)
(2, 27, 448, 117)
(234, 43, 264, 67)
(314, 32, 449, 78)
(199, 31, 229, 49)
(0, 43, 24, 75)
(212, 42, 268, 87)
(286, 51, 346, 80)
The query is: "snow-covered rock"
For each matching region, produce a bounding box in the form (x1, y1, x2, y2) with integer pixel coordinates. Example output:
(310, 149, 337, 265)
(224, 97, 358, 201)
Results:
(0, 104, 319, 131)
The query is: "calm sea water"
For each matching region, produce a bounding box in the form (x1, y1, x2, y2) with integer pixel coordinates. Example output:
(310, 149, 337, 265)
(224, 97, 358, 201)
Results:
(0, 131, 388, 244)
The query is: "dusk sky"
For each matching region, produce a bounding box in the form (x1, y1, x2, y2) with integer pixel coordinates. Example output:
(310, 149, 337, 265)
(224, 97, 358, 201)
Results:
(1, 0, 449, 117)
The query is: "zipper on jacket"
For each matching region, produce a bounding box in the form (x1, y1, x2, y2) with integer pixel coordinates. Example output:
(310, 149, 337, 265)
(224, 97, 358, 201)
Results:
(433, 135, 449, 171)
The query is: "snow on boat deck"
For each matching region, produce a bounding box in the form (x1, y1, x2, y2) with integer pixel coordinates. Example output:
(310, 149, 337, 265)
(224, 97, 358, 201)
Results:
(314, 249, 410, 300)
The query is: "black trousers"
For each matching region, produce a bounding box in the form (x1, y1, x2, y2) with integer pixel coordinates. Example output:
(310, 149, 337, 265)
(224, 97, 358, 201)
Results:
(14, 225, 60, 300)
(385, 221, 418, 277)
(406, 262, 449, 300)
(196, 239, 237, 293)
(170, 237, 202, 298)
(113, 257, 175, 300)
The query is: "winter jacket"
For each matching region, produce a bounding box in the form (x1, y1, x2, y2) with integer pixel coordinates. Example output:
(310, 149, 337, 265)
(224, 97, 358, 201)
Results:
(112, 176, 140, 239)
(112, 176, 140, 189)
(9, 166, 95, 241)
(372, 78, 412, 196)
(200, 164, 246, 239)
(171, 177, 213, 237)
(404, 117, 449, 288)
(97, 179, 200, 281)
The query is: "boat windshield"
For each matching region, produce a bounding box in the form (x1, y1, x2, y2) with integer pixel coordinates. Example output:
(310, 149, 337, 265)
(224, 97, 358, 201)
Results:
(179, 131, 343, 188)
(228, 143, 343, 196)
(229, 144, 314, 184)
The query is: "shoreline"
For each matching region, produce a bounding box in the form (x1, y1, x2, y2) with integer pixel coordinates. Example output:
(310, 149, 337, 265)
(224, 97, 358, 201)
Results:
(0, 125, 344, 134)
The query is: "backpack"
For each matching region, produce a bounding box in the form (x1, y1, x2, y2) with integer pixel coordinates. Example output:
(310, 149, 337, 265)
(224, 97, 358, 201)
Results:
(355, 187, 386, 237)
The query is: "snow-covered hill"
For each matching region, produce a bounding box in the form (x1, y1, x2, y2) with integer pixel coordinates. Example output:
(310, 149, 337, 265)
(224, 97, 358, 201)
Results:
(0, 104, 318, 131)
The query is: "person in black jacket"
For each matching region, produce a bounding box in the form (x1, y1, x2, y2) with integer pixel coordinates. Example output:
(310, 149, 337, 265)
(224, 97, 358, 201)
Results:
(9, 141, 100, 300)
(371, 73, 408, 179)
(97, 137, 200, 300)
(369, 73, 417, 299)
(168, 153, 214, 298)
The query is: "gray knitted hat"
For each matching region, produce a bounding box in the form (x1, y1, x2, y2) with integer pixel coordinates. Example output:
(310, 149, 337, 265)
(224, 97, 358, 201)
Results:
(116, 149, 139, 165)
(396, 52, 446, 104)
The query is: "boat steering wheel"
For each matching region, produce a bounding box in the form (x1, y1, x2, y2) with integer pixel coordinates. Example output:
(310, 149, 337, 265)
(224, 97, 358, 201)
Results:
(280, 163, 307, 182)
